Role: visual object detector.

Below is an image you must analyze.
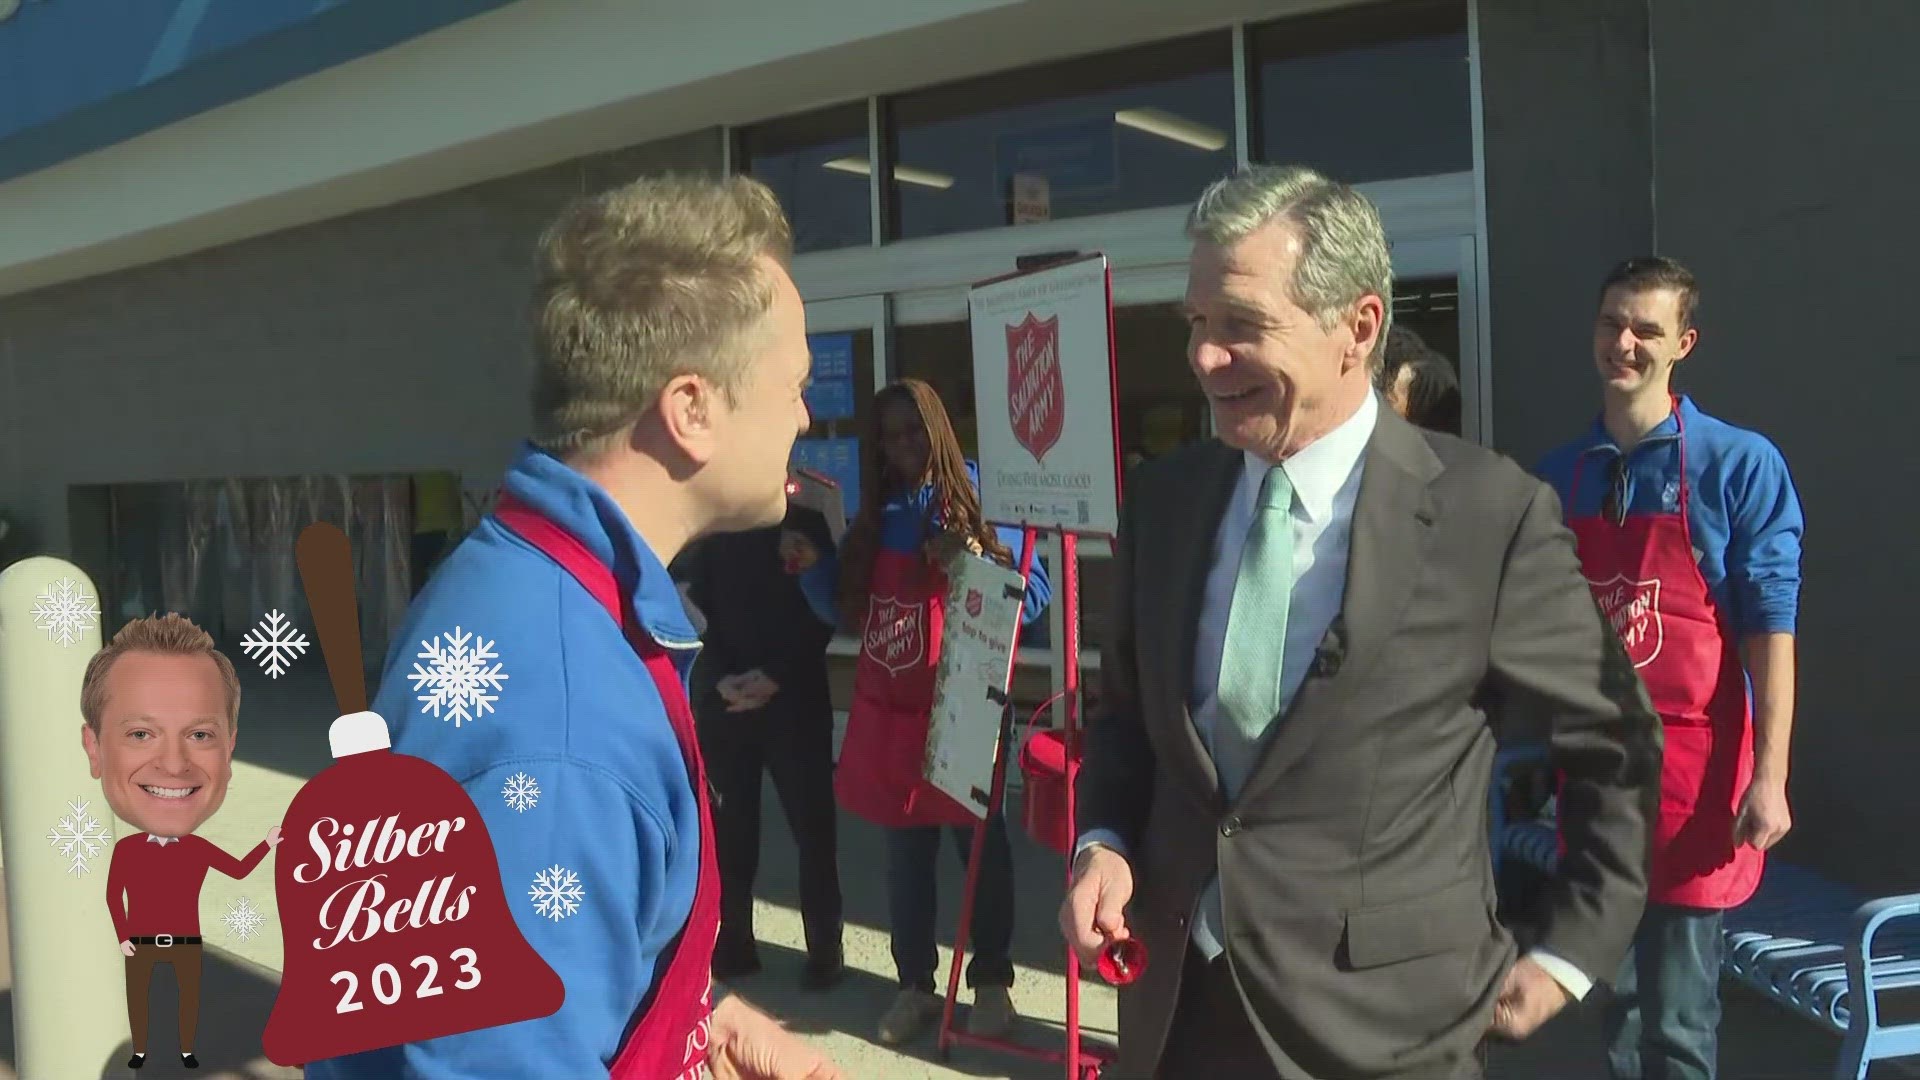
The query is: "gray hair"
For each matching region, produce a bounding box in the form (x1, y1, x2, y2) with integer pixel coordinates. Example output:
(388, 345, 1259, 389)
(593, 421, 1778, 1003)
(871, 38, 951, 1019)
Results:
(1186, 164, 1393, 353)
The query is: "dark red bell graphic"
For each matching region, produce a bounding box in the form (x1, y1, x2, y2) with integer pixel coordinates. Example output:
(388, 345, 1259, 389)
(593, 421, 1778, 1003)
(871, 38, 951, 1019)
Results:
(1097, 935, 1148, 986)
(264, 521, 564, 1066)
(261, 711, 565, 1065)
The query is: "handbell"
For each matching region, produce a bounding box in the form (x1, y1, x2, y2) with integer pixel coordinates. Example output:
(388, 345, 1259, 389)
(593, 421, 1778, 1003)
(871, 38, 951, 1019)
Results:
(1096, 936, 1148, 986)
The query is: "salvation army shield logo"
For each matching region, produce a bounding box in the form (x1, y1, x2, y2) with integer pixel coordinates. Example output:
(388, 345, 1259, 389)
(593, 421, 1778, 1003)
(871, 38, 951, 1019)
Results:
(1006, 313, 1066, 463)
(863, 595, 926, 675)
(1588, 573, 1664, 669)
(965, 588, 984, 619)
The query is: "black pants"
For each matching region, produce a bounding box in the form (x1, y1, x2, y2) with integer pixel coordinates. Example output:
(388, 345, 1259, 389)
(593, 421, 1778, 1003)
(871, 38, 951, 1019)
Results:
(1159, 947, 1488, 1080)
(700, 693, 843, 966)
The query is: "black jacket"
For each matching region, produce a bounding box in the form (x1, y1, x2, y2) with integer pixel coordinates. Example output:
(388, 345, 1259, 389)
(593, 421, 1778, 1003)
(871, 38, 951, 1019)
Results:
(672, 504, 836, 720)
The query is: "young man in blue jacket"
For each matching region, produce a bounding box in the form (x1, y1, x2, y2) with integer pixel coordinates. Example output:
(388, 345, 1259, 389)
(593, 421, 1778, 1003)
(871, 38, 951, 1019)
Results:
(1535, 256, 1803, 1080)
(306, 177, 842, 1079)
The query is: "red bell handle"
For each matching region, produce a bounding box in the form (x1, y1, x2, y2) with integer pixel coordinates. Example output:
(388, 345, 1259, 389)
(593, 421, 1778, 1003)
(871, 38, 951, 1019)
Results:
(1096, 934, 1148, 986)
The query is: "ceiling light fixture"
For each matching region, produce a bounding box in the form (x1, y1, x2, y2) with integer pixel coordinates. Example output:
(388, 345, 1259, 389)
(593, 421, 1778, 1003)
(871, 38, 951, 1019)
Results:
(1113, 108, 1228, 151)
(823, 157, 955, 190)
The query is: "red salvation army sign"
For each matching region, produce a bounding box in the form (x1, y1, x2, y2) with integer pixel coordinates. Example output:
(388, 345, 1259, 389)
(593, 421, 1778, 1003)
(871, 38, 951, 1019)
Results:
(1005, 313, 1066, 462)
(967, 254, 1121, 535)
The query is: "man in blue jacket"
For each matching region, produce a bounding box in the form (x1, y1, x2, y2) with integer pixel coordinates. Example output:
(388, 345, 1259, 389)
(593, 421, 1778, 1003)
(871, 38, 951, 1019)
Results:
(1536, 256, 1803, 1080)
(307, 176, 842, 1078)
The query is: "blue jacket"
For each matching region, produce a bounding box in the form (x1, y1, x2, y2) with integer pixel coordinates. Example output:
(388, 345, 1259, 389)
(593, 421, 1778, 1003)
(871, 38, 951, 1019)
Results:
(799, 461, 1053, 632)
(306, 446, 714, 1079)
(1533, 395, 1803, 636)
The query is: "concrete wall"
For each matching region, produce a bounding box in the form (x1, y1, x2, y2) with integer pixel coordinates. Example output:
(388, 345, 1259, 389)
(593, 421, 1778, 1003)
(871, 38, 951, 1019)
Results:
(1649, 0, 1920, 893)
(0, 127, 724, 556)
(1476, 0, 1655, 463)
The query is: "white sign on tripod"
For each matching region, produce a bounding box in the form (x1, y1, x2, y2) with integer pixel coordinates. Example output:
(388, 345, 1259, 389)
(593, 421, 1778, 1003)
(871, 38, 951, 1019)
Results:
(922, 552, 1028, 820)
(968, 254, 1121, 535)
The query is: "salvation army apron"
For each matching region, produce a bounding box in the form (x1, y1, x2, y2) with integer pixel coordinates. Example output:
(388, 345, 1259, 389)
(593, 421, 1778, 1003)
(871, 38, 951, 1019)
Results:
(1567, 403, 1762, 909)
(494, 494, 720, 1079)
(834, 537, 977, 828)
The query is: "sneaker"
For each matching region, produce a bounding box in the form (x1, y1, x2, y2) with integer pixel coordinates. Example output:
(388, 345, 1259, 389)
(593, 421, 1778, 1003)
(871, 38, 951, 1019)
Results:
(126, 1054, 145, 1070)
(180, 1053, 200, 1069)
(967, 985, 1016, 1039)
(877, 988, 941, 1046)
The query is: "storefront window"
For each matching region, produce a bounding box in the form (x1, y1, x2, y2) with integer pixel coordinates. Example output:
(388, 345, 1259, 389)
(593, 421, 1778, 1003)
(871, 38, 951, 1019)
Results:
(734, 103, 872, 253)
(884, 33, 1235, 241)
(1251, 0, 1472, 183)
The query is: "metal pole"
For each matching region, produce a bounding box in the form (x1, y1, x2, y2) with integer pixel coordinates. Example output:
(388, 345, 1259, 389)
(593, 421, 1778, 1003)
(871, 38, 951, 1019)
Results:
(1060, 528, 1083, 1080)
(0, 557, 125, 1078)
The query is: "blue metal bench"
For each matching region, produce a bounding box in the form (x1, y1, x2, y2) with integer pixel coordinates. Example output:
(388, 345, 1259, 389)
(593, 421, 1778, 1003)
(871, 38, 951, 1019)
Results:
(1491, 747, 1920, 1079)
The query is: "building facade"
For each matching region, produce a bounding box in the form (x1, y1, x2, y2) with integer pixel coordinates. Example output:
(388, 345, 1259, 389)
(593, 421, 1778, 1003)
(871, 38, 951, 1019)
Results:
(1, 0, 1913, 891)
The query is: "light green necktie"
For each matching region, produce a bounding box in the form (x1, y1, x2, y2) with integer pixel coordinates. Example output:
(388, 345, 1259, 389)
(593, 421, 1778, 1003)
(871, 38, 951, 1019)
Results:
(1213, 464, 1294, 800)
(1192, 464, 1295, 960)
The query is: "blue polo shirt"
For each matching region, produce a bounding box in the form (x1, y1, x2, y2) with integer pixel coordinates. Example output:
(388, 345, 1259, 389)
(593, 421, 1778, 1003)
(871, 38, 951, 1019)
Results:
(1533, 395, 1804, 636)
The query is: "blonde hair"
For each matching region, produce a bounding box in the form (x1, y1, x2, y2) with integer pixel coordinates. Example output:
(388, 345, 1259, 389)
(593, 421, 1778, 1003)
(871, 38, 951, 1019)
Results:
(529, 174, 796, 456)
(80, 613, 241, 732)
(1186, 164, 1394, 356)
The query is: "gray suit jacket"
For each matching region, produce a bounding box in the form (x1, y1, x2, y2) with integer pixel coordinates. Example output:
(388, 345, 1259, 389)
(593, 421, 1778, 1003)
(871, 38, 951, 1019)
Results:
(1079, 410, 1663, 1080)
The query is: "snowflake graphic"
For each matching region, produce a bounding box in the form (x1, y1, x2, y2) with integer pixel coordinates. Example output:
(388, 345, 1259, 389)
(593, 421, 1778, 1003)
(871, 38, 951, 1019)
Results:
(46, 798, 110, 877)
(502, 771, 541, 813)
(221, 896, 270, 943)
(239, 609, 310, 679)
(530, 865, 584, 922)
(409, 626, 508, 728)
(30, 578, 100, 648)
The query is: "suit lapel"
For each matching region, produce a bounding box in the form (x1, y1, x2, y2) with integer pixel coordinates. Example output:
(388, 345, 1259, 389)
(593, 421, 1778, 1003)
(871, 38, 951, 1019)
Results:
(1238, 409, 1444, 803)
(1153, 440, 1241, 803)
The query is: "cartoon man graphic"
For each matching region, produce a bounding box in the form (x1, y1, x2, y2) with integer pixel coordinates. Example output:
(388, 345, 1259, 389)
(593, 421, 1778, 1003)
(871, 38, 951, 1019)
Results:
(80, 613, 282, 1070)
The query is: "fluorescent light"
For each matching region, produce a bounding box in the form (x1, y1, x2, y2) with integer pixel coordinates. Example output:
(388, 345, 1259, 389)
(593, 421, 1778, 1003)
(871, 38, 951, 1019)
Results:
(1114, 108, 1228, 151)
(822, 156, 955, 191)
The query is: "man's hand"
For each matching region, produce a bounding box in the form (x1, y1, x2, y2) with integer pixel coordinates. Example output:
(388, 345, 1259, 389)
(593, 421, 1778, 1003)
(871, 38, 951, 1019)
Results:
(266, 825, 283, 849)
(708, 993, 843, 1079)
(719, 670, 779, 713)
(1734, 776, 1792, 851)
(778, 530, 820, 574)
(120, 939, 135, 957)
(1488, 957, 1571, 1040)
(1058, 845, 1135, 967)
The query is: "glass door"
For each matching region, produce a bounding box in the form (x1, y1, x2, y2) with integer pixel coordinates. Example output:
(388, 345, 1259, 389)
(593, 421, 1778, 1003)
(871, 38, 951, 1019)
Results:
(796, 295, 887, 536)
(1388, 233, 1487, 445)
(800, 296, 886, 676)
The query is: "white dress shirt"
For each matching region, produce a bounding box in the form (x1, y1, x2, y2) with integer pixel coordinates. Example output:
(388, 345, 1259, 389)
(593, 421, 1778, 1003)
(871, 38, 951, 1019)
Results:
(1077, 391, 1592, 1000)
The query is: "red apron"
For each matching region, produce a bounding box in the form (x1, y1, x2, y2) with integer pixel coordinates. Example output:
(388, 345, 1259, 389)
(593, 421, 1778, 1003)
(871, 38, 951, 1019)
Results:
(834, 545, 976, 828)
(494, 494, 719, 1079)
(1566, 403, 1762, 909)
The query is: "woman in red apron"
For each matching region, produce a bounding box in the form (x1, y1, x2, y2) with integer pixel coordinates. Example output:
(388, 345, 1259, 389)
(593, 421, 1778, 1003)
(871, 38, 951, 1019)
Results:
(1565, 400, 1758, 1080)
(832, 379, 1051, 1047)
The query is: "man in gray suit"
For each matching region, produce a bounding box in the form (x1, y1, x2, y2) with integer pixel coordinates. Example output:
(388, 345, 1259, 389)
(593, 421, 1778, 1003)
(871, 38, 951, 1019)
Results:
(1060, 165, 1664, 1079)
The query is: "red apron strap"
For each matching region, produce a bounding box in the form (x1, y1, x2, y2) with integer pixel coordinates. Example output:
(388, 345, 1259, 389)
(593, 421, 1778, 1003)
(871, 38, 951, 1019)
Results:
(494, 492, 628, 629)
(490, 488, 720, 1078)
